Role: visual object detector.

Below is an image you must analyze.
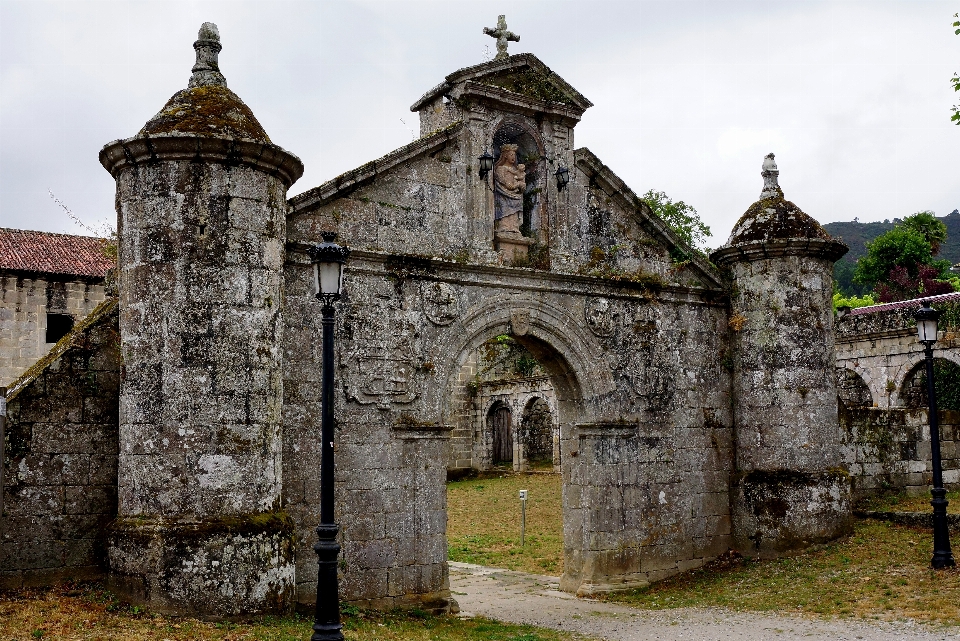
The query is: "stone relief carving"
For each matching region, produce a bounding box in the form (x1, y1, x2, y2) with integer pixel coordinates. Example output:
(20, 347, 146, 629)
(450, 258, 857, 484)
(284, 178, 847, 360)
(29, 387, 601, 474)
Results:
(421, 282, 461, 326)
(343, 290, 422, 406)
(584, 297, 617, 337)
(510, 309, 530, 336)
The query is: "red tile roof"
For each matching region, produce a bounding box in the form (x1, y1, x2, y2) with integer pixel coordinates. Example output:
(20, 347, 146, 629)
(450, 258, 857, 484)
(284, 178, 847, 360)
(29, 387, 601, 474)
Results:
(847, 291, 960, 316)
(0, 228, 114, 278)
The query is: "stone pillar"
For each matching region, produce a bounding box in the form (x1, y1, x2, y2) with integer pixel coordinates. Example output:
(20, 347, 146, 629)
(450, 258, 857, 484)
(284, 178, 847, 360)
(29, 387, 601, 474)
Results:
(99, 23, 303, 617)
(711, 154, 851, 558)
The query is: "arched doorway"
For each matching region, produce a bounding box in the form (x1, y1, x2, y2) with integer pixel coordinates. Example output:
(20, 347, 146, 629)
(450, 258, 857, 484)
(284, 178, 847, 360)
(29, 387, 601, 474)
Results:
(488, 401, 514, 465)
(900, 358, 960, 410)
(521, 396, 554, 466)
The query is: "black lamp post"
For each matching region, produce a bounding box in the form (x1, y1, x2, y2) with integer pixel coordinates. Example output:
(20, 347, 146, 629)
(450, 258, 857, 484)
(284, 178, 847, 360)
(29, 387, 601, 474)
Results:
(478, 150, 495, 179)
(554, 165, 570, 192)
(914, 301, 955, 569)
(308, 231, 351, 641)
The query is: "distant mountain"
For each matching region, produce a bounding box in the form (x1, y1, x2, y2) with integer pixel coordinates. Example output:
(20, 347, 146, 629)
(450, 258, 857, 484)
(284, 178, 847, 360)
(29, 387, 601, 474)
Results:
(824, 209, 960, 296)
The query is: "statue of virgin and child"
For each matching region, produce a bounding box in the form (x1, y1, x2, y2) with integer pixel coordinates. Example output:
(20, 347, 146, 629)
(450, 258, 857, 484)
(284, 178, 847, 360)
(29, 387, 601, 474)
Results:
(493, 144, 526, 235)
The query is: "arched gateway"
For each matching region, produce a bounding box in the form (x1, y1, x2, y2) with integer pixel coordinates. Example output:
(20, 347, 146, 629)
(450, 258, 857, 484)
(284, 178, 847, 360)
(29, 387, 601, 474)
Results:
(94, 23, 851, 617)
(282, 49, 746, 608)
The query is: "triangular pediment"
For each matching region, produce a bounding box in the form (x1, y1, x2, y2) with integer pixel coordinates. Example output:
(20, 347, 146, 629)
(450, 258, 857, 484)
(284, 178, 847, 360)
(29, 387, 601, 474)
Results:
(411, 53, 592, 114)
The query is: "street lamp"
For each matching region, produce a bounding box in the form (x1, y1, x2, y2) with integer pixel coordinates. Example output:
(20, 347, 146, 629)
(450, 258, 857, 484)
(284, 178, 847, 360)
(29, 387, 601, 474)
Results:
(554, 165, 570, 192)
(914, 301, 956, 569)
(307, 231, 351, 641)
(478, 150, 495, 179)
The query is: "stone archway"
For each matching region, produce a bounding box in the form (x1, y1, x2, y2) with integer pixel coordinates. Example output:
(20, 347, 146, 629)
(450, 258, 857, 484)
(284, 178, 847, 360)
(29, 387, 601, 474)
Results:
(899, 357, 960, 410)
(436, 295, 615, 593)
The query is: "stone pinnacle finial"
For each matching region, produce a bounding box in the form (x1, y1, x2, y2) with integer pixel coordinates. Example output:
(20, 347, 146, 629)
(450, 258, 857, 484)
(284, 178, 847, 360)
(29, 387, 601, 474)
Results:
(483, 15, 520, 60)
(189, 22, 227, 88)
(760, 153, 782, 199)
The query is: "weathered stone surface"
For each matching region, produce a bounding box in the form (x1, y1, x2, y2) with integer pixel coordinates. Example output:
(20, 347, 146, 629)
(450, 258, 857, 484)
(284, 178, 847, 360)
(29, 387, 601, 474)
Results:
(1, 299, 119, 589)
(96, 23, 302, 617)
(712, 157, 851, 558)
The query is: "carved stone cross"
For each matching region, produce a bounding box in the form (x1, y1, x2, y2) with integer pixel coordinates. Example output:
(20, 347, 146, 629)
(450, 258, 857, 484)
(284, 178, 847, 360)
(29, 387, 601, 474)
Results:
(483, 15, 519, 60)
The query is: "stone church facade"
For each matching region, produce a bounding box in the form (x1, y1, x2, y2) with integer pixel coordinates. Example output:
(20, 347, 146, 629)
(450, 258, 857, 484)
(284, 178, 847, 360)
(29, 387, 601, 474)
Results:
(4, 21, 954, 618)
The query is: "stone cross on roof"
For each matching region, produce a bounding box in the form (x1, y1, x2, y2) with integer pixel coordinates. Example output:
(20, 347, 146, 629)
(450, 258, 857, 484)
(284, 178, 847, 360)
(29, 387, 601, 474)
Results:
(483, 15, 519, 60)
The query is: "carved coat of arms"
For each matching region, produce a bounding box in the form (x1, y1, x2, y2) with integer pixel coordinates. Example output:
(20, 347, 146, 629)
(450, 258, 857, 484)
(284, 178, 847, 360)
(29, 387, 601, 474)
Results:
(422, 282, 461, 326)
(584, 297, 617, 337)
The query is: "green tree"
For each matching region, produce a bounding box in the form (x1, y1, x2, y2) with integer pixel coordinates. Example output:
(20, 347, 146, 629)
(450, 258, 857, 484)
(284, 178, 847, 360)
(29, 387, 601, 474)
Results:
(953, 13, 959, 125)
(901, 211, 948, 254)
(854, 227, 933, 286)
(641, 189, 712, 255)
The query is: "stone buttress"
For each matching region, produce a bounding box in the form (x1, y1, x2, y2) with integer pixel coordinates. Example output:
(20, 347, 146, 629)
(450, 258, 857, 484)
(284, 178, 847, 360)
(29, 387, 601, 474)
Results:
(711, 154, 852, 557)
(99, 23, 303, 616)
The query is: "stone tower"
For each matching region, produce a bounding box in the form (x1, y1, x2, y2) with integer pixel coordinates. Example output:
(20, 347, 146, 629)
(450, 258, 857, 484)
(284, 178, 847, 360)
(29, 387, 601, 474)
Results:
(711, 154, 851, 558)
(99, 23, 303, 616)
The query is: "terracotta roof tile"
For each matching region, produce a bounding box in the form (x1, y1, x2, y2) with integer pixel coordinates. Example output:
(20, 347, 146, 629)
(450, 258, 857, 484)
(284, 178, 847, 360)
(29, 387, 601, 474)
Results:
(847, 291, 960, 316)
(0, 228, 114, 278)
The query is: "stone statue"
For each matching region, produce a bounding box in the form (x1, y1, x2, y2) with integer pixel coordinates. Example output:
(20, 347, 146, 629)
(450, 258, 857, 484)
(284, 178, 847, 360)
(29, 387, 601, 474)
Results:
(494, 144, 526, 234)
(483, 15, 520, 60)
(760, 152, 782, 199)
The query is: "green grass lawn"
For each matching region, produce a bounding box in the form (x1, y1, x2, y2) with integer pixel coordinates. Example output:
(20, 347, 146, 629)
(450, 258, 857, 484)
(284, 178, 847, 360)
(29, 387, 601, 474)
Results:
(861, 489, 960, 513)
(447, 472, 564, 575)
(448, 473, 960, 625)
(0, 584, 584, 641)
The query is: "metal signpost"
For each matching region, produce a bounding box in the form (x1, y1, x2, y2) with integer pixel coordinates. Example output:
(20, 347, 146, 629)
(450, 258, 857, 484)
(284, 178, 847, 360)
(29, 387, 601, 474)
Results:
(519, 489, 528, 547)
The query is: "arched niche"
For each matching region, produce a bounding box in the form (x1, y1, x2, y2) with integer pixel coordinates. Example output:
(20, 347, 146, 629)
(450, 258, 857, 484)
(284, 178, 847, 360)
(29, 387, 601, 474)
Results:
(492, 118, 546, 238)
(899, 357, 960, 410)
(836, 366, 873, 409)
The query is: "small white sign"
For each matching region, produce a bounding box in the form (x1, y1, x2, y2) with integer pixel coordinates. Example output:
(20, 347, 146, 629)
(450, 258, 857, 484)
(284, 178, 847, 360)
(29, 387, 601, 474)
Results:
(519, 489, 528, 501)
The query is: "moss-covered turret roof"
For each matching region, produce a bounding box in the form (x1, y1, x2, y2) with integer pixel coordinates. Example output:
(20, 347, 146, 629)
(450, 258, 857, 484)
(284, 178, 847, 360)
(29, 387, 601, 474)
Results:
(725, 153, 834, 245)
(137, 21, 270, 143)
(139, 85, 270, 142)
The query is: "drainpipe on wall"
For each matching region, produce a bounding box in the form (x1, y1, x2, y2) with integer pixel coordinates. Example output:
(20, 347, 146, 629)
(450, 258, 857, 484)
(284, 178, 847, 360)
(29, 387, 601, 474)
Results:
(1, 386, 6, 519)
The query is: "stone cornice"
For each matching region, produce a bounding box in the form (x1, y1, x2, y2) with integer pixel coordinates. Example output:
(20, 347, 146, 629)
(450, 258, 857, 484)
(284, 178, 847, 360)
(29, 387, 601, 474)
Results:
(410, 53, 592, 113)
(457, 81, 583, 125)
(711, 238, 849, 266)
(99, 134, 304, 188)
(285, 244, 728, 308)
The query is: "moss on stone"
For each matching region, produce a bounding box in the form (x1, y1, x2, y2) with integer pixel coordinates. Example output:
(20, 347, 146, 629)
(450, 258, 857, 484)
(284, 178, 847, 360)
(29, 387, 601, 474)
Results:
(139, 85, 270, 142)
(480, 68, 573, 105)
(109, 511, 295, 543)
(728, 194, 836, 245)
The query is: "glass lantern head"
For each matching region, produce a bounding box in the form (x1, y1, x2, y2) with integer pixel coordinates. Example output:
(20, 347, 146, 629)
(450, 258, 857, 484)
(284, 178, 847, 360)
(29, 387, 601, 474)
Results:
(307, 231, 351, 303)
(478, 151, 495, 179)
(914, 301, 940, 343)
(554, 165, 570, 191)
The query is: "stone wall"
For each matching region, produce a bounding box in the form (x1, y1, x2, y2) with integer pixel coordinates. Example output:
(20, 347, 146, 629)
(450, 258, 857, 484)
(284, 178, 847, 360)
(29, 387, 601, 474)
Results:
(835, 304, 960, 409)
(840, 406, 960, 500)
(1, 298, 119, 589)
(0, 275, 106, 387)
(280, 238, 732, 605)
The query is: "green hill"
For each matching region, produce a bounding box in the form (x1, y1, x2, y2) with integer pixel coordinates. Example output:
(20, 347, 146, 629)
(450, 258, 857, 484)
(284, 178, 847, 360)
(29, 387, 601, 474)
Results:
(825, 209, 960, 296)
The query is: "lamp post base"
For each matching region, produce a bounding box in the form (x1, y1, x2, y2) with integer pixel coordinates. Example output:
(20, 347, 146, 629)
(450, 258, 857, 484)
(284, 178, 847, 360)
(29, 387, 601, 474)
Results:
(312, 523, 343, 641)
(930, 487, 956, 569)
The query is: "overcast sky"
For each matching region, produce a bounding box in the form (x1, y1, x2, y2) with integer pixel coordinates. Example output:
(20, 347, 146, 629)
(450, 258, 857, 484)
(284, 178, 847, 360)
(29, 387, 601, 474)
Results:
(1, 0, 958, 248)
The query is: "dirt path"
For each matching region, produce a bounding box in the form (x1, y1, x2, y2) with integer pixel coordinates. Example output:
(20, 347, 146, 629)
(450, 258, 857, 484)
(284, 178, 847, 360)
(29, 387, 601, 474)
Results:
(449, 562, 959, 640)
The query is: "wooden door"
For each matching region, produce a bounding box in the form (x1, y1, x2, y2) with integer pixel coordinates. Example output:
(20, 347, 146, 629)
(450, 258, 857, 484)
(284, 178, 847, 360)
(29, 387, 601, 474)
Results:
(491, 405, 513, 464)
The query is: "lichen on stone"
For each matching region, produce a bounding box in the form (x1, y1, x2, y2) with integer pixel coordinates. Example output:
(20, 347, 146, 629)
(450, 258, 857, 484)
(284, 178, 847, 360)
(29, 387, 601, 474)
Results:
(480, 68, 573, 105)
(139, 85, 271, 142)
(726, 194, 834, 246)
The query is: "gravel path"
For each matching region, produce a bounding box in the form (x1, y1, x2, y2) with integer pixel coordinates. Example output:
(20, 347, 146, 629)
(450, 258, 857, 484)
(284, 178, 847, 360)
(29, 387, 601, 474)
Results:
(450, 561, 960, 640)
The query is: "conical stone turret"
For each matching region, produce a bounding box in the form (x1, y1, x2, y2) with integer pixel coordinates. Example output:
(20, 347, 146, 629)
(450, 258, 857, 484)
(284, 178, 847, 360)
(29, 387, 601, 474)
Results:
(100, 23, 303, 617)
(711, 155, 851, 558)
